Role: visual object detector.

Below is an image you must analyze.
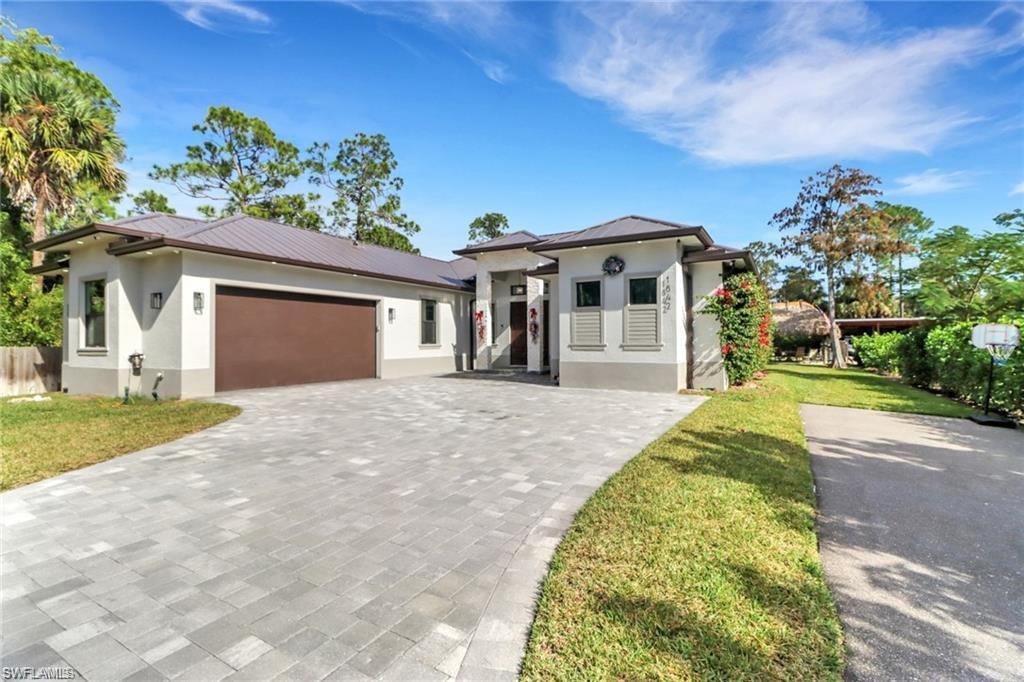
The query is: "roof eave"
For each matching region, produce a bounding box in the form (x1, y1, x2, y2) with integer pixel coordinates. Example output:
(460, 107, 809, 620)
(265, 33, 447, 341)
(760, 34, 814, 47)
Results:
(25, 259, 70, 276)
(451, 243, 537, 257)
(110, 238, 474, 293)
(29, 223, 151, 252)
(682, 248, 758, 274)
(529, 227, 712, 254)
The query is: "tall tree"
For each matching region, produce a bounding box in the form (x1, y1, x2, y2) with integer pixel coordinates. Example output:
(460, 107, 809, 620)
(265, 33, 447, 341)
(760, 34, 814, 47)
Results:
(837, 273, 894, 318)
(468, 212, 509, 244)
(874, 202, 931, 315)
(771, 165, 890, 368)
(743, 240, 781, 297)
(151, 106, 322, 229)
(307, 133, 420, 253)
(776, 266, 826, 309)
(0, 23, 126, 266)
(47, 180, 120, 233)
(128, 189, 176, 215)
(913, 222, 1023, 322)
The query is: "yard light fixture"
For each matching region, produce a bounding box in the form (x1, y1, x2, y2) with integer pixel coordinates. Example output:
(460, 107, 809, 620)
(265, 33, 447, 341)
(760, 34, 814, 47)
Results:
(193, 291, 205, 314)
(150, 292, 163, 309)
(388, 308, 396, 323)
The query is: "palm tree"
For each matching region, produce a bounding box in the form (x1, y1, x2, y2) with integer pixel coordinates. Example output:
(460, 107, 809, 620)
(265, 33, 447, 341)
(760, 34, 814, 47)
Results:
(0, 70, 126, 267)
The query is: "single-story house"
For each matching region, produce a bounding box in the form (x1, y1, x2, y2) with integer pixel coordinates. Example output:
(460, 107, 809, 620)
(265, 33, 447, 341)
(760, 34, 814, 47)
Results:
(29, 213, 755, 397)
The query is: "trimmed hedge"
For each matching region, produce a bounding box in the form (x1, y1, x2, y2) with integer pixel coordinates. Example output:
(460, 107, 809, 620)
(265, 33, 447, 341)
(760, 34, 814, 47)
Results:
(851, 333, 902, 374)
(853, 321, 1023, 416)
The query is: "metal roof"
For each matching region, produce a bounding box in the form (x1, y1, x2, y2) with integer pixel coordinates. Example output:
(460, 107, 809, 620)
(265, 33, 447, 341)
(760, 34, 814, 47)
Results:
(34, 213, 475, 292)
(453, 215, 712, 256)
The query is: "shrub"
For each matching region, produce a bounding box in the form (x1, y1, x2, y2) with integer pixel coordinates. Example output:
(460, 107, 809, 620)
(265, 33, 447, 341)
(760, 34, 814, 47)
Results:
(703, 272, 773, 385)
(773, 332, 819, 353)
(851, 332, 903, 374)
(887, 319, 1023, 416)
(895, 325, 932, 386)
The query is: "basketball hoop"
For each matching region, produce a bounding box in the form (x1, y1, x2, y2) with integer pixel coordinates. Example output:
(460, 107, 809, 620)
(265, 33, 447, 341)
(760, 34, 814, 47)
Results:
(987, 343, 1016, 367)
(970, 323, 1018, 428)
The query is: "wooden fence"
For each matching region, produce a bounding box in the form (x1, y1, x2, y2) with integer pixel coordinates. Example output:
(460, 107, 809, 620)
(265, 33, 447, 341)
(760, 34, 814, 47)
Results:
(1, 347, 62, 397)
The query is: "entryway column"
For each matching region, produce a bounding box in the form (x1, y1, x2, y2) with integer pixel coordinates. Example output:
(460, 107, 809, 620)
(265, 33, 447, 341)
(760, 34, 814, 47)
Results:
(526, 275, 543, 373)
(475, 271, 493, 369)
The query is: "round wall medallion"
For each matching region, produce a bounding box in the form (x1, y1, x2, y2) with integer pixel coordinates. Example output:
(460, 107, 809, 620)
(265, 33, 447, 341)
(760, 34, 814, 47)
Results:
(602, 255, 625, 275)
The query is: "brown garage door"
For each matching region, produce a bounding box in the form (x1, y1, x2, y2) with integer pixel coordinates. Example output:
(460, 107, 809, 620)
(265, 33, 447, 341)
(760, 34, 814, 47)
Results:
(215, 286, 376, 392)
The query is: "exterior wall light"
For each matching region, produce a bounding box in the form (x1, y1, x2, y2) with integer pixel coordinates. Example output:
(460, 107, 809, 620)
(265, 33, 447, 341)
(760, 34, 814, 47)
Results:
(150, 292, 163, 309)
(193, 291, 205, 314)
(388, 307, 396, 323)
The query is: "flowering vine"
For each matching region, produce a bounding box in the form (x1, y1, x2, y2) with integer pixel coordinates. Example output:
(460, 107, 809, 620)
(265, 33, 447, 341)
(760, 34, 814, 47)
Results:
(702, 272, 773, 385)
(528, 307, 540, 343)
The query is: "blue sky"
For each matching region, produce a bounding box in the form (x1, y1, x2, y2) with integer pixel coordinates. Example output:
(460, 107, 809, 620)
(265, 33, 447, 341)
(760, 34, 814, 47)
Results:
(7, 1, 1024, 260)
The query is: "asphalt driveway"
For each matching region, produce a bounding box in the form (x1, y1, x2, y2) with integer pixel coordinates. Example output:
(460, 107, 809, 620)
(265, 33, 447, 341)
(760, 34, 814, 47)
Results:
(1, 376, 703, 681)
(802, 405, 1024, 681)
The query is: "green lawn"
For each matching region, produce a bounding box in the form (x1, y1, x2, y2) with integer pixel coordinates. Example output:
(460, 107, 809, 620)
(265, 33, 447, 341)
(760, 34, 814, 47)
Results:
(1, 394, 240, 490)
(767, 362, 971, 418)
(521, 362, 970, 680)
(521, 380, 844, 681)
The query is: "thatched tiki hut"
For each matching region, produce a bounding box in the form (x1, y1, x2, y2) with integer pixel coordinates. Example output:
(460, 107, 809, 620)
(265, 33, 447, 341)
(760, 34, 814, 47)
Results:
(772, 301, 830, 359)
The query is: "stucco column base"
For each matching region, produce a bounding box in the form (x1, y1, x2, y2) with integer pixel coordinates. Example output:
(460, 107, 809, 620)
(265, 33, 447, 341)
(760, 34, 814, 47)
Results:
(526, 275, 543, 373)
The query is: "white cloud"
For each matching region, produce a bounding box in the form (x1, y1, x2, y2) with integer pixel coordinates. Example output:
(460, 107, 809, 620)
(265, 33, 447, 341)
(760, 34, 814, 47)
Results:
(1012, 181, 1024, 195)
(167, 0, 271, 32)
(555, 2, 1023, 164)
(339, 1, 513, 39)
(339, 1, 516, 82)
(462, 50, 510, 83)
(890, 169, 973, 195)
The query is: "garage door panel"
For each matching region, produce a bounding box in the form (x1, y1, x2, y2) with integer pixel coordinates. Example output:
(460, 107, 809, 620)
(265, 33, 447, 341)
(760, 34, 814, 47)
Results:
(215, 286, 376, 391)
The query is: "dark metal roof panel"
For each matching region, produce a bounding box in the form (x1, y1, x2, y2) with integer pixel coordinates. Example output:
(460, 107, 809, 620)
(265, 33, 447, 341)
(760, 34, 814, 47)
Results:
(175, 215, 472, 290)
(536, 215, 704, 249)
(104, 213, 206, 235)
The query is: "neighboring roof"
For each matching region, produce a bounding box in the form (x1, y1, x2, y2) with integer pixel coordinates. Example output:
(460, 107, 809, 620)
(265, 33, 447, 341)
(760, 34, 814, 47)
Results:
(773, 301, 830, 338)
(682, 244, 756, 272)
(33, 213, 475, 292)
(836, 317, 927, 333)
(452, 215, 712, 256)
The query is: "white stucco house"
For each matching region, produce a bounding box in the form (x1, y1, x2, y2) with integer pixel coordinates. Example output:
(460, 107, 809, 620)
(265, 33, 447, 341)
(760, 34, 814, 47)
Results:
(30, 213, 755, 398)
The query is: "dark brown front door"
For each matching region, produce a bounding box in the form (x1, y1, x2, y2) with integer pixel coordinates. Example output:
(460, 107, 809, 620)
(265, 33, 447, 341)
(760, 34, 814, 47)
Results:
(215, 286, 376, 392)
(509, 301, 527, 366)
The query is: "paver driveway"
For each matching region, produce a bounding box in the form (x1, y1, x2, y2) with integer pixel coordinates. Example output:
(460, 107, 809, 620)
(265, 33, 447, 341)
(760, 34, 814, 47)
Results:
(803, 405, 1024, 681)
(2, 376, 703, 681)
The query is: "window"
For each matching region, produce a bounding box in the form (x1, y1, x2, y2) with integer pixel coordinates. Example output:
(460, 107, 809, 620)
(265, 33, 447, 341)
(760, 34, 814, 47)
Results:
(421, 299, 438, 345)
(83, 279, 106, 348)
(571, 279, 604, 347)
(629, 277, 657, 305)
(575, 280, 602, 308)
(624, 276, 660, 347)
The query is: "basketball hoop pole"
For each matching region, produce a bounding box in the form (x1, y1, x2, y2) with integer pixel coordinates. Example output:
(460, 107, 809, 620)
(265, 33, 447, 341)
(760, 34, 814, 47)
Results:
(982, 354, 994, 417)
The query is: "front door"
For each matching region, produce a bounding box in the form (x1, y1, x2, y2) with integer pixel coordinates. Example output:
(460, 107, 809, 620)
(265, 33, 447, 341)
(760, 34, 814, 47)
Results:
(510, 301, 527, 365)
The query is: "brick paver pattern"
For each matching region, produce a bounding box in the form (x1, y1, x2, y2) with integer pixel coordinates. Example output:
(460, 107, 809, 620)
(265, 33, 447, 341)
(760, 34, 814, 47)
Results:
(1, 376, 702, 681)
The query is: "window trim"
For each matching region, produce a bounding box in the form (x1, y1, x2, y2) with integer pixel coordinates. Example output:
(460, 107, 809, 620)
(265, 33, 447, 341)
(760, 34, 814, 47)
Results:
(420, 298, 439, 347)
(80, 276, 108, 352)
(622, 272, 663, 350)
(570, 276, 605, 350)
(573, 278, 603, 310)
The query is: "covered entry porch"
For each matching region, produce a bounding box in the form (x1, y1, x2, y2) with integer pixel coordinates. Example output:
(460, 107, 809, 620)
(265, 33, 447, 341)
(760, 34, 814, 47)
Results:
(473, 262, 558, 377)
